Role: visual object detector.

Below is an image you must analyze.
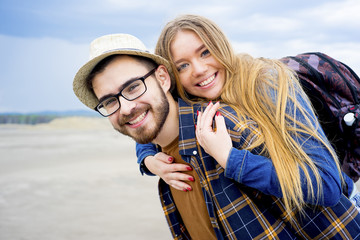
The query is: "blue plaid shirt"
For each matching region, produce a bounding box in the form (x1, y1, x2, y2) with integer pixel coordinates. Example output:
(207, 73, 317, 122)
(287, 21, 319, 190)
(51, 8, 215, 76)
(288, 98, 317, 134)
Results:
(158, 99, 360, 239)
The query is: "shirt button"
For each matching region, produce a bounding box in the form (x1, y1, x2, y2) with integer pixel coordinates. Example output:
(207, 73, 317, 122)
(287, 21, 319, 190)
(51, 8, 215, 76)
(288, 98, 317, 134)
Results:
(193, 150, 197, 155)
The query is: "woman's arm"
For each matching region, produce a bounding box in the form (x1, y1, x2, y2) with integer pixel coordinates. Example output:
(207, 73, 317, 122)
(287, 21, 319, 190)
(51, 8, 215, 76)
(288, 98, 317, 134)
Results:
(136, 142, 158, 175)
(196, 102, 343, 206)
(224, 143, 342, 206)
(136, 142, 195, 191)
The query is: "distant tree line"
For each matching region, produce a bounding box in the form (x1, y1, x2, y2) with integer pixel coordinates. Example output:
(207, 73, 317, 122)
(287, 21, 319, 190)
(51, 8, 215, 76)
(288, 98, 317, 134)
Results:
(0, 114, 59, 125)
(0, 110, 99, 125)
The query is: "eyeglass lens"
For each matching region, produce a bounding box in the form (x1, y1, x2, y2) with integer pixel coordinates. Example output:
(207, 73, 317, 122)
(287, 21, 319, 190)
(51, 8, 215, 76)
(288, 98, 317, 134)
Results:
(97, 79, 146, 116)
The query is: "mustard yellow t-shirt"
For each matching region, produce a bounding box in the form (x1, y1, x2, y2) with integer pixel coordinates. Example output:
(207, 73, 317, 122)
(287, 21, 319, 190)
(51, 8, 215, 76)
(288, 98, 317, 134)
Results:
(162, 136, 216, 240)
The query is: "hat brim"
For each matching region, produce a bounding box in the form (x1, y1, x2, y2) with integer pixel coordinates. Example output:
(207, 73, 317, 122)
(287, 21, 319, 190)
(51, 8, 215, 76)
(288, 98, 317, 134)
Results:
(73, 49, 172, 110)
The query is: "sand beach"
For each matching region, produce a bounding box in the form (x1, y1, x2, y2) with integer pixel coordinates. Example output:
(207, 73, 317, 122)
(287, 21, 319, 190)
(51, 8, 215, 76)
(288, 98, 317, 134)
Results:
(0, 117, 170, 240)
(1, 117, 359, 240)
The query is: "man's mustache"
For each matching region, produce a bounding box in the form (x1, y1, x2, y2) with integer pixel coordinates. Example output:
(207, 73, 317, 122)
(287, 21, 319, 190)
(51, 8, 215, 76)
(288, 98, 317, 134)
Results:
(118, 106, 149, 126)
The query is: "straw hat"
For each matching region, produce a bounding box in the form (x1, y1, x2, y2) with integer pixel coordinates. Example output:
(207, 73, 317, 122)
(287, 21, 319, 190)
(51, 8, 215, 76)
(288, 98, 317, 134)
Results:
(73, 33, 172, 110)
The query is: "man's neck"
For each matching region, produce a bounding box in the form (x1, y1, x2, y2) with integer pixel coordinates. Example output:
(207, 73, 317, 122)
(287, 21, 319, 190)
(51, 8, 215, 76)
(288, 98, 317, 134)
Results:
(153, 95, 179, 148)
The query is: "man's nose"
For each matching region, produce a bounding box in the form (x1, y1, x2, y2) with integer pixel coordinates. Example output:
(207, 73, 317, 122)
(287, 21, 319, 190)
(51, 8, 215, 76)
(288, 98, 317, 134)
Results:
(118, 97, 136, 116)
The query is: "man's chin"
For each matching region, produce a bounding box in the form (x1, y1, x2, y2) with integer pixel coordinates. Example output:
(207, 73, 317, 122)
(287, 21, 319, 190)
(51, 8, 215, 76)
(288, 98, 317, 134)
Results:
(115, 126, 157, 144)
(134, 137, 155, 144)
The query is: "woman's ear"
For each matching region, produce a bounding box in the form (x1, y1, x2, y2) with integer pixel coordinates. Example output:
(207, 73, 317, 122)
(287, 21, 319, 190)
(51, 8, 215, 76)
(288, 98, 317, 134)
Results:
(155, 65, 172, 92)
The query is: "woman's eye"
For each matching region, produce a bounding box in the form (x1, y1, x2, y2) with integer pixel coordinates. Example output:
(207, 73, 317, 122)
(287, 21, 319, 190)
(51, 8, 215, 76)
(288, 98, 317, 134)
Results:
(177, 63, 189, 72)
(201, 49, 210, 57)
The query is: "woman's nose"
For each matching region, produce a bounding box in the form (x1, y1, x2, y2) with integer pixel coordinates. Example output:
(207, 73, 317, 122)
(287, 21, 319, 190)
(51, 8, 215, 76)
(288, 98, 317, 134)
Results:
(191, 60, 207, 77)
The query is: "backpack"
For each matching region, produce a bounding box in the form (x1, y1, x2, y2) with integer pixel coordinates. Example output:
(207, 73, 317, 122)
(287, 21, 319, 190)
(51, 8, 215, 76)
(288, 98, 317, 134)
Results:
(280, 52, 360, 182)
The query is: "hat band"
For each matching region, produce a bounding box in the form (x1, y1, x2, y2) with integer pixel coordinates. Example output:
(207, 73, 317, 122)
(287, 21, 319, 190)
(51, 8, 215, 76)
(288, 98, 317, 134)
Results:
(102, 48, 150, 55)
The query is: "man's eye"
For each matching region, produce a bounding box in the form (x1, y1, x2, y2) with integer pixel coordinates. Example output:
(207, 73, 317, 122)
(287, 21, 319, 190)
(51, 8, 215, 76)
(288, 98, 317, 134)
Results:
(124, 82, 141, 94)
(104, 98, 116, 107)
(128, 83, 140, 92)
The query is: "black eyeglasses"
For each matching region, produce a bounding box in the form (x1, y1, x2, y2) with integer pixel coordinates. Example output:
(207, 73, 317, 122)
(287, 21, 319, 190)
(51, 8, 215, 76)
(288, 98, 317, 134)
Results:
(95, 68, 156, 117)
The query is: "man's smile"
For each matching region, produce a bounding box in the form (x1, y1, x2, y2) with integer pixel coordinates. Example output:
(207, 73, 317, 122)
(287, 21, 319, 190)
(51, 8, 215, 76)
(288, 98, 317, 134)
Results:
(127, 110, 148, 127)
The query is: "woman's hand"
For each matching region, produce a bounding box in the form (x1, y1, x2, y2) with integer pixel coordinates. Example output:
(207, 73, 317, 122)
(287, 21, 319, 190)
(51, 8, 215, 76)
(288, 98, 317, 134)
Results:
(144, 152, 194, 192)
(196, 101, 232, 168)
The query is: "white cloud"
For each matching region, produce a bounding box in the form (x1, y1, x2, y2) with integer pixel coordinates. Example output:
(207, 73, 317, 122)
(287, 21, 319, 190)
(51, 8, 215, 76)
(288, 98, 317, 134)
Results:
(232, 39, 360, 74)
(304, 0, 360, 28)
(228, 14, 302, 33)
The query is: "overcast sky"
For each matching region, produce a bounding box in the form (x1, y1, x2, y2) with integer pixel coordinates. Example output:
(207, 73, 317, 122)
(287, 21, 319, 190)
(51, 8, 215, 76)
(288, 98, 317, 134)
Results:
(1, 0, 359, 113)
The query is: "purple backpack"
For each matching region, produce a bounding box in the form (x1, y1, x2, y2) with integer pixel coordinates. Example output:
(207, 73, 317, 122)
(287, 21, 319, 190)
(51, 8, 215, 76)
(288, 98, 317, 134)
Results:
(280, 52, 360, 182)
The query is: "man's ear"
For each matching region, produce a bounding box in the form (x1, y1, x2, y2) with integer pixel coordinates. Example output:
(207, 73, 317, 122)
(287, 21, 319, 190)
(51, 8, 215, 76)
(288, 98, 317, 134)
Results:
(155, 65, 172, 92)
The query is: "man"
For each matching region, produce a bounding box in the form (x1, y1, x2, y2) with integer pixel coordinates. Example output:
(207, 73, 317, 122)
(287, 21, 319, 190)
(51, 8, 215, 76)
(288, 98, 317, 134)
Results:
(73, 34, 360, 239)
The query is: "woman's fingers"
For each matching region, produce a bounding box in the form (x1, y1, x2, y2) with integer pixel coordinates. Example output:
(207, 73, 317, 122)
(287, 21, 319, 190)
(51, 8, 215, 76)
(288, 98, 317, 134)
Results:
(196, 101, 220, 138)
(166, 172, 194, 192)
(201, 101, 220, 131)
(146, 154, 195, 192)
(215, 111, 227, 132)
(195, 102, 232, 168)
(154, 152, 175, 163)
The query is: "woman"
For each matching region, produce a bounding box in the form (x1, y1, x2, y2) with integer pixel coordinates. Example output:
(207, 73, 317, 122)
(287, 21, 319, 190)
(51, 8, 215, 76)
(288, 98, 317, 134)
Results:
(137, 14, 355, 215)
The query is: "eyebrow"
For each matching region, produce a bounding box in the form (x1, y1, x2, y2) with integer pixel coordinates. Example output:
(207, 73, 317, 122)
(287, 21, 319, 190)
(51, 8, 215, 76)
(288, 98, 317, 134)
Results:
(174, 44, 206, 65)
(97, 76, 141, 103)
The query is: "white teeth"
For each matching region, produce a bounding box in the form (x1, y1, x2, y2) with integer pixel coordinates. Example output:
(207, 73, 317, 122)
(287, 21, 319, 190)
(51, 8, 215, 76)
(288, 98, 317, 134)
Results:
(129, 112, 146, 125)
(198, 74, 215, 87)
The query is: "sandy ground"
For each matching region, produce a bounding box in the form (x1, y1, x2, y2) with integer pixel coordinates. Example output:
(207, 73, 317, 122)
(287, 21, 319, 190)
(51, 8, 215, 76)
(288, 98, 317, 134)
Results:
(0, 117, 170, 240)
(1, 117, 360, 240)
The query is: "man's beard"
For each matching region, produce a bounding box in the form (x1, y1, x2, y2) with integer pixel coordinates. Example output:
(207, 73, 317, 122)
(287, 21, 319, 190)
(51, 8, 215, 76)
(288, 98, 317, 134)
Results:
(114, 89, 169, 144)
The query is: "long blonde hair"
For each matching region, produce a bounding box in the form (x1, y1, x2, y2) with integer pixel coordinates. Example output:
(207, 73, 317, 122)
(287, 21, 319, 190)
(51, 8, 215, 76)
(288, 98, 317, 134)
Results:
(155, 14, 342, 215)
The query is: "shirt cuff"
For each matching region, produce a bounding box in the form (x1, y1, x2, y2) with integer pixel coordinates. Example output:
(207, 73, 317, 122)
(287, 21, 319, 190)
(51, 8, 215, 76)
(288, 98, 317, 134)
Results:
(139, 158, 156, 176)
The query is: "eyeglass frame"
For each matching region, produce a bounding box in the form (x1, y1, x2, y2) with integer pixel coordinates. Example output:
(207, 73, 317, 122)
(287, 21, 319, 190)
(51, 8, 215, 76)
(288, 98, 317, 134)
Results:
(94, 67, 157, 117)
